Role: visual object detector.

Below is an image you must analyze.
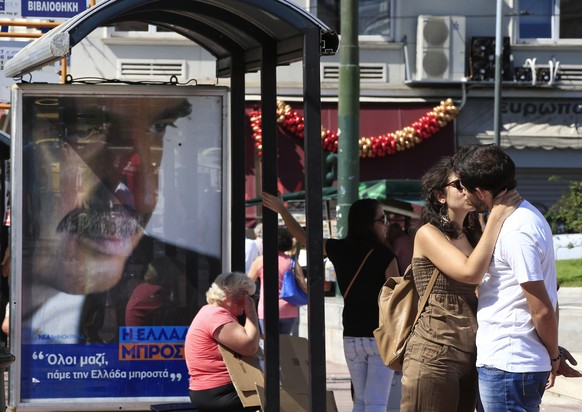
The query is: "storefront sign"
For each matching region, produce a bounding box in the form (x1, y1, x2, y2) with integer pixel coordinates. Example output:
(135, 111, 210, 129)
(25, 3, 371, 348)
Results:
(21, 0, 87, 18)
(501, 101, 582, 117)
(457, 98, 582, 149)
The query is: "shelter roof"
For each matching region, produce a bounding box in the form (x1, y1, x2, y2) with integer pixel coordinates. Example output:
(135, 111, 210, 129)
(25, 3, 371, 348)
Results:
(4, 0, 338, 78)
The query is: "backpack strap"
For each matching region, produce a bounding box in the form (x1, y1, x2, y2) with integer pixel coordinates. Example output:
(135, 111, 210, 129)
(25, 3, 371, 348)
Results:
(343, 249, 374, 300)
(413, 266, 439, 324)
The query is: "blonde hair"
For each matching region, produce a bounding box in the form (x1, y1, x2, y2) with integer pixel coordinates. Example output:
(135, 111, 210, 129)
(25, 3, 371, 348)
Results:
(206, 272, 256, 304)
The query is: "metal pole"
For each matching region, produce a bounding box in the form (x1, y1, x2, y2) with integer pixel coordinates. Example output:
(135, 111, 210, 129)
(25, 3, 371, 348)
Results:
(260, 41, 281, 412)
(493, 0, 503, 145)
(337, 0, 360, 238)
(230, 51, 246, 273)
(304, 28, 327, 411)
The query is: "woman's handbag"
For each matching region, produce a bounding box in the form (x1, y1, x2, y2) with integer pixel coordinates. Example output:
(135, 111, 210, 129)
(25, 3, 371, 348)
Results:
(373, 264, 439, 371)
(280, 257, 308, 306)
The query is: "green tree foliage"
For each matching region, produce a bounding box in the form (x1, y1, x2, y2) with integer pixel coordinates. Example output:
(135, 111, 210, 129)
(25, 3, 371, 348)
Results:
(546, 180, 582, 233)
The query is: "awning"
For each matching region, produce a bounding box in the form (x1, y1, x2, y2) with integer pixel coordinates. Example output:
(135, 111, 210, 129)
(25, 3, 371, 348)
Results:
(246, 179, 423, 218)
(358, 179, 423, 205)
(457, 98, 582, 150)
(360, 179, 423, 218)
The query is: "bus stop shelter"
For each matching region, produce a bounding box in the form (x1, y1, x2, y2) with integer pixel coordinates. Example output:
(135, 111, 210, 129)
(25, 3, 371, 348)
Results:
(4, 0, 339, 410)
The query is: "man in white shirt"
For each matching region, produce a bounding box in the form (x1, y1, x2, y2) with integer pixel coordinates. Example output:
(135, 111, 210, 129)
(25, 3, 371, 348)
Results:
(245, 237, 261, 274)
(453, 144, 579, 411)
(245, 225, 263, 274)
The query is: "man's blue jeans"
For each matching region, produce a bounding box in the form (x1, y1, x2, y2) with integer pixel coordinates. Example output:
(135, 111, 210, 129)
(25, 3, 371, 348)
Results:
(477, 366, 549, 412)
(343, 337, 395, 412)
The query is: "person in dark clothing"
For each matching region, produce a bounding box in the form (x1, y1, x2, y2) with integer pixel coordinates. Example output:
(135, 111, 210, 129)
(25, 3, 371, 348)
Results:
(263, 193, 399, 412)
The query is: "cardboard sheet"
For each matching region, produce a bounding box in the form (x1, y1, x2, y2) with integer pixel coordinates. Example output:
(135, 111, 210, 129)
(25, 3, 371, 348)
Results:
(219, 336, 337, 411)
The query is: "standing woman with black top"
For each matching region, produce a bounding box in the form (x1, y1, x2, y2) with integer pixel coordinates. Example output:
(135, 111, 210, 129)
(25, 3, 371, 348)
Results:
(263, 193, 399, 412)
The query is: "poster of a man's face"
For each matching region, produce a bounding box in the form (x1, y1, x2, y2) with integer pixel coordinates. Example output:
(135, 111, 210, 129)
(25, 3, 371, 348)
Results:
(27, 96, 193, 295)
(13, 84, 226, 405)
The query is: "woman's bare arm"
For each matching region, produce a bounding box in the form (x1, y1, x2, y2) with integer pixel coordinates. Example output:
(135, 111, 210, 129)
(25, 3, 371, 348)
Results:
(214, 296, 260, 356)
(247, 255, 263, 281)
(384, 258, 400, 279)
(262, 192, 328, 254)
(295, 263, 308, 293)
(415, 190, 521, 284)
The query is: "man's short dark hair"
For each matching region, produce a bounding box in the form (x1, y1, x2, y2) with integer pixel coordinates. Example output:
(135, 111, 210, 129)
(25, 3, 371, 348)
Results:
(452, 144, 517, 197)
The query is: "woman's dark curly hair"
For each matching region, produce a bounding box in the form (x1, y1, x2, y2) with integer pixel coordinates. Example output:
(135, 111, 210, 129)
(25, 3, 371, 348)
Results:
(346, 198, 387, 247)
(277, 227, 294, 252)
(421, 156, 482, 247)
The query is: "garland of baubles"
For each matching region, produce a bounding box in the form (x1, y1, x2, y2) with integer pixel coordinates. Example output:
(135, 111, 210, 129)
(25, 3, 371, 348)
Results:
(249, 99, 458, 158)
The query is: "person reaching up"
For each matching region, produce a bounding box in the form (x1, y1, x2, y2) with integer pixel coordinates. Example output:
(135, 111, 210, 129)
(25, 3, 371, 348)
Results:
(263, 193, 399, 412)
(247, 227, 306, 335)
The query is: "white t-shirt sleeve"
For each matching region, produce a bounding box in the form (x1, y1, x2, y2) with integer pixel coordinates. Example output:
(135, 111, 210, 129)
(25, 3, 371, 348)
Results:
(500, 227, 545, 284)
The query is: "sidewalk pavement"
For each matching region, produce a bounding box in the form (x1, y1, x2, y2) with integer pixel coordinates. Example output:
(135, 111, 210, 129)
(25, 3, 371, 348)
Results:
(326, 355, 582, 412)
(319, 288, 582, 411)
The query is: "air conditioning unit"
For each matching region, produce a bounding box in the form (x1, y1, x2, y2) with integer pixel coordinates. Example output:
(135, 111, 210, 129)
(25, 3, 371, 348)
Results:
(469, 37, 512, 81)
(416, 15, 466, 81)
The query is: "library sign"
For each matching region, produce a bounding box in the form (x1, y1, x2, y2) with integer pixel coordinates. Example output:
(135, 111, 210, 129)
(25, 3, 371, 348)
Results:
(22, 0, 87, 19)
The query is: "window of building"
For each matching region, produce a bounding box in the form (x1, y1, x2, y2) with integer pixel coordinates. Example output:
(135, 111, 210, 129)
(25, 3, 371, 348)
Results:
(316, 0, 393, 38)
(519, 0, 582, 40)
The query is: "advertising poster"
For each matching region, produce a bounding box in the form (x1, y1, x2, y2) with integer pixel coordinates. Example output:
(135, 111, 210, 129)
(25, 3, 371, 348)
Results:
(0, 41, 61, 102)
(0, 0, 20, 18)
(12, 84, 227, 408)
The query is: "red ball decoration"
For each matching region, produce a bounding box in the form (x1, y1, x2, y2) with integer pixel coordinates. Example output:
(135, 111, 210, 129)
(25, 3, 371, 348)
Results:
(251, 99, 458, 159)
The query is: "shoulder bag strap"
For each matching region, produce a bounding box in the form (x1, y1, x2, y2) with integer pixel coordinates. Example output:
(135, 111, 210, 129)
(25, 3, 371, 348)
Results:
(343, 249, 374, 300)
(413, 267, 439, 324)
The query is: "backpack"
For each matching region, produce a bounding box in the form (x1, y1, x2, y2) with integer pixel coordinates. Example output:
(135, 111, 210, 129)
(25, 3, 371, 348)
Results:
(373, 264, 438, 370)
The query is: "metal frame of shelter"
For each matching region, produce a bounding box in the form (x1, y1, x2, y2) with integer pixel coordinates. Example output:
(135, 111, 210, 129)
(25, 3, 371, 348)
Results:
(4, 0, 339, 410)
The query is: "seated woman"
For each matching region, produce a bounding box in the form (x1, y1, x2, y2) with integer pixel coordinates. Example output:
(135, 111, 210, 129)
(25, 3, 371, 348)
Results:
(184, 272, 260, 412)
